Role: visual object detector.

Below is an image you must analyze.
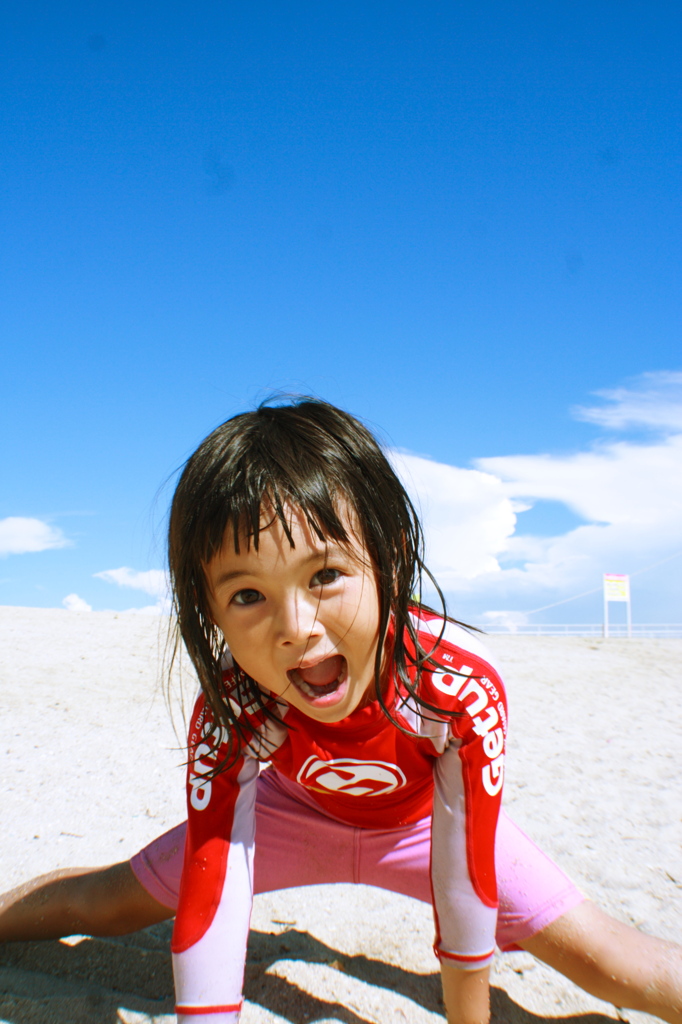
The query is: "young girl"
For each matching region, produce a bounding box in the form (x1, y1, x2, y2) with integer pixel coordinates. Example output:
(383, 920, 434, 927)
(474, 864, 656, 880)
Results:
(1, 399, 680, 1024)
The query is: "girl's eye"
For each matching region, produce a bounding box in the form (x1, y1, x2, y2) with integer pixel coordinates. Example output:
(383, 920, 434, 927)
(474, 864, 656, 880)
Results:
(311, 567, 342, 587)
(231, 588, 264, 606)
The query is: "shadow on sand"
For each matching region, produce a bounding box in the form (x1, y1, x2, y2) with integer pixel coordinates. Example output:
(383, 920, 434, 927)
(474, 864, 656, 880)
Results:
(0, 923, 621, 1024)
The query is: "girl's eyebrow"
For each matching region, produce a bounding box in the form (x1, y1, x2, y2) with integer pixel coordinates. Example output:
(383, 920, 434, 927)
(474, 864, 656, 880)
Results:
(211, 547, 342, 592)
(212, 569, 250, 589)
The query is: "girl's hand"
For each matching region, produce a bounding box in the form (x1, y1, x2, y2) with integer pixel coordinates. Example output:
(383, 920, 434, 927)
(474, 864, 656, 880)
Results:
(440, 962, 490, 1024)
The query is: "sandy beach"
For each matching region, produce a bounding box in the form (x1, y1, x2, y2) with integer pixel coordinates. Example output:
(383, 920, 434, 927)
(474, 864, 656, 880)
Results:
(0, 606, 679, 1024)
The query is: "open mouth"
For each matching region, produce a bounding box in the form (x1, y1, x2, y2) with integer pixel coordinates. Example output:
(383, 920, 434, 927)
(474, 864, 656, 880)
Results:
(287, 654, 348, 704)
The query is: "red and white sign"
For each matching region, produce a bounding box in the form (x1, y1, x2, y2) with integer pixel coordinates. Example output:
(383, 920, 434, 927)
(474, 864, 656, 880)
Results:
(297, 756, 407, 797)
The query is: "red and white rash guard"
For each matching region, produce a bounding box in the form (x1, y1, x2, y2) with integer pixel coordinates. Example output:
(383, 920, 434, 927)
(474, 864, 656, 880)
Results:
(172, 611, 508, 1023)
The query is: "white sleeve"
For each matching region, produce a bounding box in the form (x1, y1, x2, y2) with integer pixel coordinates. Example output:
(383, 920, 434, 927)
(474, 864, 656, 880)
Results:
(431, 741, 498, 969)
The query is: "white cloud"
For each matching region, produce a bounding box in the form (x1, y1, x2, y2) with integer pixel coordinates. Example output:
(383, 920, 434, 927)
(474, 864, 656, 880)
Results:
(94, 566, 169, 599)
(63, 593, 92, 612)
(390, 452, 517, 584)
(392, 371, 682, 621)
(0, 517, 69, 557)
(94, 566, 170, 613)
(480, 434, 682, 535)
(466, 436, 682, 613)
(480, 609, 530, 632)
(573, 370, 682, 433)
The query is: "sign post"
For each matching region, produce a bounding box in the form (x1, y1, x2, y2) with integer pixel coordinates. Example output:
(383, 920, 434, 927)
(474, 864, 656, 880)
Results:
(603, 574, 631, 637)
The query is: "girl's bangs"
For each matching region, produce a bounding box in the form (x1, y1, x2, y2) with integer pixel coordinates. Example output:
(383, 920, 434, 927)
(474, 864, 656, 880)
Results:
(212, 484, 352, 560)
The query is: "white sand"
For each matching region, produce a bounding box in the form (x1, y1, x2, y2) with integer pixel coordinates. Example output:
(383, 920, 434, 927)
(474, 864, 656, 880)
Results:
(0, 607, 679, 1024)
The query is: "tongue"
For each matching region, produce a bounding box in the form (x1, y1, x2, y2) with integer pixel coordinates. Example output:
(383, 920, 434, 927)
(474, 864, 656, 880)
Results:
(298, 655, 344, 687)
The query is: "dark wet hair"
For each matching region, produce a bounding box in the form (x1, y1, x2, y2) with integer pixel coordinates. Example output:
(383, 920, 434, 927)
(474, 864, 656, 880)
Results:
(168, 397, 462, 765)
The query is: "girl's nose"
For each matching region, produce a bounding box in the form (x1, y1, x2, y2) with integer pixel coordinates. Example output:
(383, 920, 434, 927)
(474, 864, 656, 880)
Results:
(276, 592, 323, 646)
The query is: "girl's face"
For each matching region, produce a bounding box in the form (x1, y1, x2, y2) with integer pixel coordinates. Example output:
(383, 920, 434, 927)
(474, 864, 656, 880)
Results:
(204, 505, 382, 724)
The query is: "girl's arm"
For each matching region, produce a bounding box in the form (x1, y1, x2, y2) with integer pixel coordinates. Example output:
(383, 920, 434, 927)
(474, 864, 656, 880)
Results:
(428, 659, 507, 970)
(419, 628, 508, 991)
(441, 963, 490, 1024)
(172, 695, 259, 1023)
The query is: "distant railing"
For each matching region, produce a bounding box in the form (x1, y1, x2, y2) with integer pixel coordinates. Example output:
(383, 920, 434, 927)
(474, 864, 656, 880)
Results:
(476, 623, 682, 638)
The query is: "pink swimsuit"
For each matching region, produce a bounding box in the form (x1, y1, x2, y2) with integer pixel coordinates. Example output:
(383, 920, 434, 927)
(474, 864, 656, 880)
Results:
(131, 612, 583, 1023)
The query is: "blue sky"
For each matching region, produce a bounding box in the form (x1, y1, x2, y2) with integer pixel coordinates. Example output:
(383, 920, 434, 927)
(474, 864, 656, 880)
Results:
(1, 1, 681, 625)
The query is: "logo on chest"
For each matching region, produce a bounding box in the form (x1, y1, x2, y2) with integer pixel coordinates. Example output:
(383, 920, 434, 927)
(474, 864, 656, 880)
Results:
(297, 756, 407, 797)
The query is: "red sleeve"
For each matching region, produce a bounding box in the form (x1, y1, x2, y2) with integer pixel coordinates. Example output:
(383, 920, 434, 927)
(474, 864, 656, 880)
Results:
(415, 618, 508, 968)
(171, 693, 259, 1022)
